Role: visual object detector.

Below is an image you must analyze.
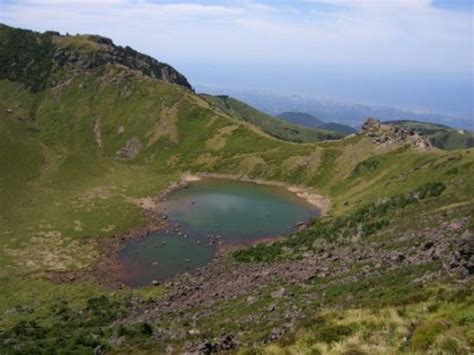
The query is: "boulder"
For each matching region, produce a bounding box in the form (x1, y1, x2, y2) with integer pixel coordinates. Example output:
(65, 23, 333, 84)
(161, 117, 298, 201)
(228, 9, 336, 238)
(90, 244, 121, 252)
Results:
(217, 334, 236, 351)
(271, 287, 286, 299)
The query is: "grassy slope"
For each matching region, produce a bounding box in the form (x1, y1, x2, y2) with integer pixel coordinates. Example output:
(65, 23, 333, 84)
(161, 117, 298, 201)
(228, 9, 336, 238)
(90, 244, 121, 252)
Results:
(202, 94, 345, 143)
(0, 65, 473, 352)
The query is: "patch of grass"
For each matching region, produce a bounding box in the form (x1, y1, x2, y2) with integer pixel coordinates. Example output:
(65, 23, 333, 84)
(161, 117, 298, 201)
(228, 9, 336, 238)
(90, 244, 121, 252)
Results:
(411, 319, 449, 350)
(252, 283, 474, 354)
(0, 295, 137, 353)
(202, 94, 345, 143)
(54, 35, 102, 54)
(312, 323, 353, 344)
(350, 158, 380, 178)
(1, 35, 474, 354)
(384, 120, 474, 150)
(233, 181, 448, 262)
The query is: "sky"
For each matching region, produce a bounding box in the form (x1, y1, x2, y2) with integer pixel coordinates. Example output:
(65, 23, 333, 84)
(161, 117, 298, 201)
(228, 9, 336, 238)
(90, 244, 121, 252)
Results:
(0, 0, 473, 118)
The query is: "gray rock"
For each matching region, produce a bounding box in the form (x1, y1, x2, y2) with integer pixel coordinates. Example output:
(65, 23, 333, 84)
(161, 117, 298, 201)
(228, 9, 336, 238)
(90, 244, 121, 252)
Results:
(246, 295, 256, 304)
(217, 334, 236, 351)
(271, 287, 286, 299)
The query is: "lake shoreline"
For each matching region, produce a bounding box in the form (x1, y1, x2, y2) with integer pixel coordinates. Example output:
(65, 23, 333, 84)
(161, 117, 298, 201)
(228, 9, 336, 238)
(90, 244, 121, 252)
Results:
(183, 172, 330, 214)
(46, 172, 329, 288)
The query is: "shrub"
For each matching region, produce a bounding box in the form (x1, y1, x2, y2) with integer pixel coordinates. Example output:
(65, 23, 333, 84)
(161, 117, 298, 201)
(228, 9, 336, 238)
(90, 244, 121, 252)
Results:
(436, 333, 469, 354)
(117, 322, 153, 338)
(351, 159, 380, 177)
(312, 323, 353, 344)
(416, 182, 446, 199)
(232, 181, 447, 263)
(0, 25, 54, 91)
(411, 319, 447, 350)
(445, 167, 459, 175)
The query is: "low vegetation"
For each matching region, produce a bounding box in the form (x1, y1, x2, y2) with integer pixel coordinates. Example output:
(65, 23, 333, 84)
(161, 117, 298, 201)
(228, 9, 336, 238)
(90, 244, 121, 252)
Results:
(0, 24, 54, 91)
(202, 94, 345, 143)
(385, 120, 474, 150)
(0, 25, 472, 353)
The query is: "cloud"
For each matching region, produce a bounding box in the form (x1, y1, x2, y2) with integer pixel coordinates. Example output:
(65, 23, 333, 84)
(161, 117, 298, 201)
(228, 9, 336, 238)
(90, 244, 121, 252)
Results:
(0, 0, 472, 73)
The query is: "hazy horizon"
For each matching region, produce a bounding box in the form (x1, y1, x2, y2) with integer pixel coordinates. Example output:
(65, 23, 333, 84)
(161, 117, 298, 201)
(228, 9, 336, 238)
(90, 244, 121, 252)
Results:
(0, 0, 472, 120)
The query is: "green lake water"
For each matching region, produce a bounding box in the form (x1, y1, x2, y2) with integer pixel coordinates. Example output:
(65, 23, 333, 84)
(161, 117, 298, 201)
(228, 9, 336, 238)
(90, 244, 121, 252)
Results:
(118, 178, 318, 286)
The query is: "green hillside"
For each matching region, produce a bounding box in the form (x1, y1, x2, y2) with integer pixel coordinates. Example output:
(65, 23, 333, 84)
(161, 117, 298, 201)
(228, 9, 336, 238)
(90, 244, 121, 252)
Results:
(202, 94, 345, 143)
(385, 119, 474, 150)
(278, 111, 357, 134)
(0, 25, 473, 354)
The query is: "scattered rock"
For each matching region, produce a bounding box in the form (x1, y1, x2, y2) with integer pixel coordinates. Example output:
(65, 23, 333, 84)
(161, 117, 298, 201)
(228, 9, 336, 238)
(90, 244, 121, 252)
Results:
(295, 221, 308, 232)
(266, 328, 285, 343)
(448, 221, 464, 232)
(114, 137, 142, 160)
(271, 287, 286, 299)
(188, 329, 201, 336)
(450, 232, 474, 275)
(190, 340, 215, 354)
(216, 334, 236, 351)
(392, 253, 406, 263)
(133, 216, 471, 339)
(246, 295, 256, 304)
(267, 303, 276, 312)
(423, 241, 434, 250)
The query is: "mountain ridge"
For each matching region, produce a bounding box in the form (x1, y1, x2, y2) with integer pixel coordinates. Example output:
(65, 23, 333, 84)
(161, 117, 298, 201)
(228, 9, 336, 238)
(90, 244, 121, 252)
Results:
(278, 111, 356, 134)
(0, 25, 472, 354)
(197, 86, 472, 131)
(202, 95, 346, 143)
(0, 23, 192, 91)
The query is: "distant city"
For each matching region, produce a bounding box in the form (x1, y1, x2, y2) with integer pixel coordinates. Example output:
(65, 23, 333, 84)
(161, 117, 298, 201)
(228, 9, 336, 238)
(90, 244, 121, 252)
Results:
(196, 85, 473, 131)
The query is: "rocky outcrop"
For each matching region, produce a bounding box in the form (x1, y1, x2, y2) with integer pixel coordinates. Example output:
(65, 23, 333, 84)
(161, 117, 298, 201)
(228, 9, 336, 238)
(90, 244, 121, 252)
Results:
(188, 334, 236, 354)
(115, 137, 142, 160)
(361, 117, 431, 149)
(0, 24, 192, 91)
(128, 217, 470, 329)
(448, 231, 474, 277)
(51, 35, 192, 90)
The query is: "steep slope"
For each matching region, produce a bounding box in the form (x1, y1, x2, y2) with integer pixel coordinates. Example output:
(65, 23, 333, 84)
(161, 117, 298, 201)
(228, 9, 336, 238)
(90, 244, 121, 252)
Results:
(0, 25, 473, 354)
(202, 95, 345, 143)
(278, 111, 357, 134)
(384, 119, 474, 150)
(0, 23, 192, 91)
